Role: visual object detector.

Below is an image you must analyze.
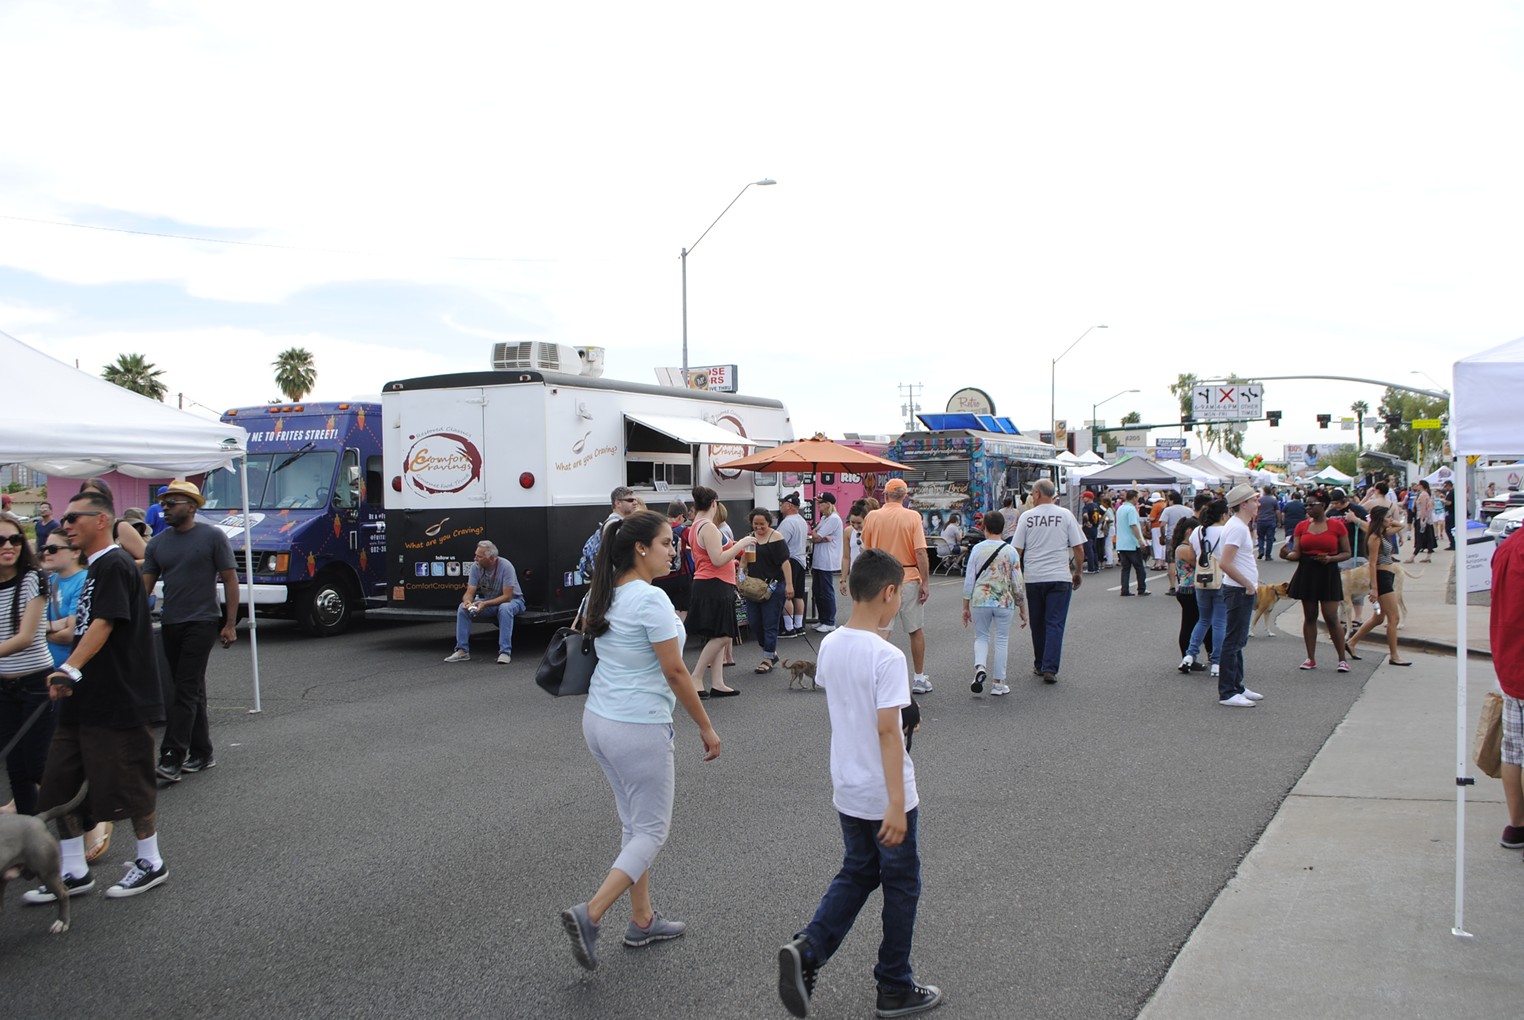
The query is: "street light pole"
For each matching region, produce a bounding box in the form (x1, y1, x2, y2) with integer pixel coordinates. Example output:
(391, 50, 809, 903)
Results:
(1091, 388, 1140, 454)
(680, 178, 776, 379)
(1051, 325, 1107, 447)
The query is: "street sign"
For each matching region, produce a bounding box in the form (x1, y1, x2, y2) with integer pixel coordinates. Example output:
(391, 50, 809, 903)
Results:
(1156, 437, 1188, 448)
(1154, 448, 1182, 460)
(1412, 418, 1443, 429)
(1192, 383, 1264, 421)
(1340, 417, 1355, 430)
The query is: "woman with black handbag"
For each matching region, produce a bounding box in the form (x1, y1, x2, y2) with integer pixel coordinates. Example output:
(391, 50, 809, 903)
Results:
(742, 508, 793, 676)
(559, 510, 721, 972)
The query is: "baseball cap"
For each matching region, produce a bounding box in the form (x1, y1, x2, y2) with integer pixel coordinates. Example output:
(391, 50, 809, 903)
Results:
(780, 492, 801, 507)
(885, 478, 909, 494)
(816, 492, 836, 504)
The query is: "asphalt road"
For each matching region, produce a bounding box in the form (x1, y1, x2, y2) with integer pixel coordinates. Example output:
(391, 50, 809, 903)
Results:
(2, 556, 1375, 1020)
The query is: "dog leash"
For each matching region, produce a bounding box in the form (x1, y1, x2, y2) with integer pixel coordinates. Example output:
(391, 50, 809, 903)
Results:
(0, 697, 53, 762)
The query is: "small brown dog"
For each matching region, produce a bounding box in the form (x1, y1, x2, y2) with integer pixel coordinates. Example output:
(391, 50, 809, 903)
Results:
(1341, 563, 1418, 632)
(780, 658, 817, 691)
(1250, 582, 1293, 637)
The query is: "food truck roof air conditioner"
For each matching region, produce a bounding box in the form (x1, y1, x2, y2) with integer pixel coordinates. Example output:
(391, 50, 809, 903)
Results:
(491, 342, 605, 377)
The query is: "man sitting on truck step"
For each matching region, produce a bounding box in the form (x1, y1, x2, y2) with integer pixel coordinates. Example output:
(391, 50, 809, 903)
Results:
(444, 541, 525, 665)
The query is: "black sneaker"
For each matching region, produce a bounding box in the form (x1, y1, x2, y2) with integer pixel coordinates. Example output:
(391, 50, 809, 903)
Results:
(875, 981, 943, 1017)
(970, 667, 987, 694)
(181, 755, 217, 773)
(156, 760, 182, 783)
(21, 870, 94, 904)
(778, 937, 818, 1018)
(1042, 672, 1058, 685)
(104, 858, 168, 898)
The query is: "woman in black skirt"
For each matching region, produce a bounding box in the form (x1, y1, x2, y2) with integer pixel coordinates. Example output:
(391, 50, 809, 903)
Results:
(1279, 490, 1352, 671)
(685, 486, 756, 698)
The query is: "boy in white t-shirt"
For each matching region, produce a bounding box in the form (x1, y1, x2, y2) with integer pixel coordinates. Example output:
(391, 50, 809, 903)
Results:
(777, 549, 942, 1019)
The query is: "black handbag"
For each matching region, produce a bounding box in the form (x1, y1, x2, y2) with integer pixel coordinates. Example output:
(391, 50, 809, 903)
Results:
(535, 600, 598, 697)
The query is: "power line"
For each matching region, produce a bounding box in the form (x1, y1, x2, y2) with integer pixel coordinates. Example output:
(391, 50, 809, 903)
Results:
(0, 212, 553, 263)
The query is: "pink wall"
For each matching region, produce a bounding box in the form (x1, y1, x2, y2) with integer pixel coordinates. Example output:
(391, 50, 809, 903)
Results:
(44, 470, 173, 515)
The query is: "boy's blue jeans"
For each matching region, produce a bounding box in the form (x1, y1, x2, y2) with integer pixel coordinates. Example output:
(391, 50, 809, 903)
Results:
(799, 807, 921, 991)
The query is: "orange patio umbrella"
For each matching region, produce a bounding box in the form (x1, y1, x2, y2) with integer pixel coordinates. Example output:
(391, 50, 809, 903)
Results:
(714, 435, 912, 475)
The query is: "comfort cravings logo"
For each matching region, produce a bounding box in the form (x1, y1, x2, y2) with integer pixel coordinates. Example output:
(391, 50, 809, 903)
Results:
(403, 430, 483, 495)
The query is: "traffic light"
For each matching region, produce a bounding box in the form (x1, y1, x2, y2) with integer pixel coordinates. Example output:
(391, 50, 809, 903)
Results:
(1181, 414, 1195, 432)
(1316, 414, 1331, 429)
(1267, 410, 1282, 427)
(1385, 413, 1402, 431)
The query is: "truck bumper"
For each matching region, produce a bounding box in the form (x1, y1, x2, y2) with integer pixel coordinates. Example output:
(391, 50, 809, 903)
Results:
(216, 582, 290, 606)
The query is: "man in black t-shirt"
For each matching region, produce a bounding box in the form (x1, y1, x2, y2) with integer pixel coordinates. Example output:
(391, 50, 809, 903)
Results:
(23, 490, 169, 907)
(1329, 488, 1370, 631)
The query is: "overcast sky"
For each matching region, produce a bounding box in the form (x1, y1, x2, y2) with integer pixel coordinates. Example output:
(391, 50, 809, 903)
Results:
(1, 1, 1517, 460)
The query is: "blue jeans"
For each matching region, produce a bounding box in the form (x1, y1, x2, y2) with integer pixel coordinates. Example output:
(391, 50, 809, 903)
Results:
(1256, 523, 1276, 559)
(813, 568, 838, 628)
(1025, 581, 1073, 675)
(1219, 586, 1253, 700)
(455, 597, 526, 655)
(971, 606, 1015, 680)
(800, 808, 921, 991)
(744, 581, 786, 657)
(1083, 535, 1099, 571)
(1188, 586, 1225, 664)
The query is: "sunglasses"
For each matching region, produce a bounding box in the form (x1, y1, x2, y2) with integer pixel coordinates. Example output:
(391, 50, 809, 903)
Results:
(42, 545, 67, 554)
(159, 498, 193, 508)
(0, 534, 24, 548)
(60, 510, 106, 525)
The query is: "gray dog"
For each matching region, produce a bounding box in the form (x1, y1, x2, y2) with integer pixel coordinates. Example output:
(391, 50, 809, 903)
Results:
(0, 783, 88, 934)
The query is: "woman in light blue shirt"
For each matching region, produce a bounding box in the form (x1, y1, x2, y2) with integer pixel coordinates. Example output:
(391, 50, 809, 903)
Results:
(560, 511, 721, 972)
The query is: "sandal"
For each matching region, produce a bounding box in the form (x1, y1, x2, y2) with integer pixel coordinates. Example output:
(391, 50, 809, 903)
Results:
(754, 659, 776, 674)
(86, 821, 113, 863)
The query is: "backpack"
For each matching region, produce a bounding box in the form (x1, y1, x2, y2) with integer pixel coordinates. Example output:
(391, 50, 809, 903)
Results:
(1195, 530, 1224, 591)
(578, 522, 606, 582)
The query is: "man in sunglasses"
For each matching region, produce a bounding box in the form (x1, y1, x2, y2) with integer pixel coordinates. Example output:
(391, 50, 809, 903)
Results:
(141, 480, 238, 783)
(23, 489, 168, 904)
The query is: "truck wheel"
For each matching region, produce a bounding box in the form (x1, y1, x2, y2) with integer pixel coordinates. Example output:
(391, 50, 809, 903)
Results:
(298, 574, 356, 637)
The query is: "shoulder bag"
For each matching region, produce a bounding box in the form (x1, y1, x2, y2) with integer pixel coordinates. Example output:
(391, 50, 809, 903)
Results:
(1196, 531, 1224, 591)
(535, 598, 598, 697)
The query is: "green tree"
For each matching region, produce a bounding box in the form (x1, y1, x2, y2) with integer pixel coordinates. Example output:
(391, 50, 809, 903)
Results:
(1168, 372, 1246, 456)
(1375, 387, 1448, 466)
(1120, 410, 1142, 426)
(102, 353, 167, 401)
(1329, 447, 1360, 477)
(273, 347, 317, 402)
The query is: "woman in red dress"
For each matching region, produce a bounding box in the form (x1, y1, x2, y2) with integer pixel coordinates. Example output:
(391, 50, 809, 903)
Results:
(1279, 489, 1353, 672)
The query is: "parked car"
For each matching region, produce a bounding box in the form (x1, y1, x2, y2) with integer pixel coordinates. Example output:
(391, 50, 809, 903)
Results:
(1486, 504, 1524, 540)
(1480, 491, 1524, 520)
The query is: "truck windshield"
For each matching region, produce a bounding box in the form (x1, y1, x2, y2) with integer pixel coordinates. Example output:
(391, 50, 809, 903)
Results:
(201, 452, 339, 510)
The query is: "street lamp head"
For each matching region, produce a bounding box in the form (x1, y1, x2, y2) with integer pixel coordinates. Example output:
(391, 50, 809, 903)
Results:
(754, 178, 777, 186)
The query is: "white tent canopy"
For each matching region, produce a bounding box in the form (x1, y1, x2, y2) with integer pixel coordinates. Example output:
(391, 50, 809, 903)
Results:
(1450, 334, 1524, 938)
(0, 331, 264, 711)
(1311, 465, 1353, 484)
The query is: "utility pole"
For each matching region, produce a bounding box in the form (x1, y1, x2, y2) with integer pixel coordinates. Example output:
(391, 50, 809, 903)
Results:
(899, 382, 924, 432)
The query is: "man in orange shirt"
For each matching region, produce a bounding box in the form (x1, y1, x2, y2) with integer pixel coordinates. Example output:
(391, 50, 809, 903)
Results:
(1148, 492, 1167, 570)
(861, 479, 933, 695)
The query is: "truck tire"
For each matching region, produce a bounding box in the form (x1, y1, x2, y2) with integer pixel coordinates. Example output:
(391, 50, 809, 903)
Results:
(297, 572, 357, 637)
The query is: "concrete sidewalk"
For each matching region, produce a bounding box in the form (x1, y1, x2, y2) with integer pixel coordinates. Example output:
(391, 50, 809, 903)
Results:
(1138, 553, 1519, 1019)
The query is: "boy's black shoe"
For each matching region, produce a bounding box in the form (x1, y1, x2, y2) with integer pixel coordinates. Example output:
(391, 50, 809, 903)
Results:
(778, 937, 818, 1018)
(181, 755, 216, 773)
(875, 981, 943, 1017)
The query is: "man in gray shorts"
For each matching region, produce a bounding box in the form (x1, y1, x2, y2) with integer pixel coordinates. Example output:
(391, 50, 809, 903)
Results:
(141, 480, 239, 783)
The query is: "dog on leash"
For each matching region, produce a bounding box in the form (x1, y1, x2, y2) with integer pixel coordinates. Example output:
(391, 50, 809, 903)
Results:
(1250, 582, 1293, 637)
(1340, 564, 1419, 632)
(780, 658, 817, 691)
(1, 783, 89, 934)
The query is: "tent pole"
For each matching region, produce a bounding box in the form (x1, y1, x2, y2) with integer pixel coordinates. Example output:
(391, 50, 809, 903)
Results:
(240, 454, 261, 714)
(1451, 403, 1471, 938)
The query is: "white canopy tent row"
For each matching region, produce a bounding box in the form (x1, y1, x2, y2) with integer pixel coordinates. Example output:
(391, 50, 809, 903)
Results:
(1450, 333, 1524, 937)
(0, 331, 265, 711)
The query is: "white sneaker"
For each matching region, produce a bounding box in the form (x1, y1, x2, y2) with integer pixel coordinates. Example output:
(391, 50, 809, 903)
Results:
(990, 683, 1011, 696)
(496, 653, 512, 665)
(1178, 655, 1193, 675)
(1242, 688, 1264, 701)
(1218, 693, 1256, 707)
(444, 649, 470, 663)
(813, 623, 836, 633)
(1210, 663, 1220, 677)
(911, 674, 933, 694)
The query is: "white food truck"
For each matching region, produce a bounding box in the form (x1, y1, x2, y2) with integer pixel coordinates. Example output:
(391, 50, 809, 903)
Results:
(382, 343, 794, 623)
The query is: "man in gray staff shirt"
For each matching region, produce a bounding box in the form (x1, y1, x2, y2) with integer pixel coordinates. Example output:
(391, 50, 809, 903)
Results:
(141, 480, 239, 783)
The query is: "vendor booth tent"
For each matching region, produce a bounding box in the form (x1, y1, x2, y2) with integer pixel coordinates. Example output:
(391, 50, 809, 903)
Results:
(0, 331, 265, 710)
(1076, 457, 1184, 488)
(1450, 334, 1524, 937)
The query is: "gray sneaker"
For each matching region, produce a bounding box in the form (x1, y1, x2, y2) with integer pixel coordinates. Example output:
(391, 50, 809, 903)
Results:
(560, 902, 600, 970)
(623, 911, 686, 946)
(444, 649, 470, 663)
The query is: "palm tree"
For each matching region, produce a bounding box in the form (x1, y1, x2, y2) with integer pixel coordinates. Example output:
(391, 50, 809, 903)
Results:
(1351, 399, 1369, 452)
(102, 353, 168, 401)
(273, 348, 317, 402)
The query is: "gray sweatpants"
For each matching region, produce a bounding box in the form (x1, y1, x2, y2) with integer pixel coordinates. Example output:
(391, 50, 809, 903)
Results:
(582, 710, 675, 882)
